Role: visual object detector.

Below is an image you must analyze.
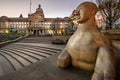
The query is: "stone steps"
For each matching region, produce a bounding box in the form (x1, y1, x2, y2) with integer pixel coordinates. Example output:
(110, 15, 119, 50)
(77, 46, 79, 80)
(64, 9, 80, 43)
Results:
(0, 51, 23, 70)
(0, 55, 14, 75)
(18, 36, 53, 43)
(0, 44, 62, 75)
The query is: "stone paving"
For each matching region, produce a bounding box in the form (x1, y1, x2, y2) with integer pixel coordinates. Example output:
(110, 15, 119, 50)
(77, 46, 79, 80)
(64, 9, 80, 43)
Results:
(0, 36, 65, 76)
(0, 53, 93, 80)
(18, 36, 53, 44)
(0, 36, 120, 80)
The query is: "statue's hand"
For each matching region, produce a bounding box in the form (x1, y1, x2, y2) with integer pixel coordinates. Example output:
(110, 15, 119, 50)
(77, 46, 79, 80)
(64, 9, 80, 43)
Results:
(57, 49, 71, 68)
(91, 72, 115, 80)
(91, 72, 103, 80)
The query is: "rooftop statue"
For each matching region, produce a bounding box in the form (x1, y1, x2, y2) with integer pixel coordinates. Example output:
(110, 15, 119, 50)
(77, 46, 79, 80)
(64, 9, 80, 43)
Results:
(57, 2, 116, 80)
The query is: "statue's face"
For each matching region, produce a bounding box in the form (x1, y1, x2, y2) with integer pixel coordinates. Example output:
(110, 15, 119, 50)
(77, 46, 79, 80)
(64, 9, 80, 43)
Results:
(71, 5, 91, 24)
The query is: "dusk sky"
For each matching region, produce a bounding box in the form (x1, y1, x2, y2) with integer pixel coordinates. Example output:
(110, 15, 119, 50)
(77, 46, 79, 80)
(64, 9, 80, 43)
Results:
(0, 0, 95, 18)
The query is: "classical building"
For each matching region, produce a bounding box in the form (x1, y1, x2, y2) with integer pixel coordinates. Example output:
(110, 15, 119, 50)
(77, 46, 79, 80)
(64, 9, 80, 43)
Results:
(0, 15, 29, 33)
(0, 4, 72, 35)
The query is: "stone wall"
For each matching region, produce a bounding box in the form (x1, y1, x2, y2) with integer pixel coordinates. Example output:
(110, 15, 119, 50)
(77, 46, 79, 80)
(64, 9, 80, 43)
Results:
(104, 34, 120, 40)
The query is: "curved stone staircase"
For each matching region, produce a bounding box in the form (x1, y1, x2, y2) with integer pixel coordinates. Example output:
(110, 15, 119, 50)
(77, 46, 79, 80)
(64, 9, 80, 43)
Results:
(0, 36, 63, 76)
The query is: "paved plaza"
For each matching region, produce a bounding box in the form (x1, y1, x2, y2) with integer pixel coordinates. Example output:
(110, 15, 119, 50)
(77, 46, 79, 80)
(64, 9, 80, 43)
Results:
(0, 36, 65, 76)
(0, 36, 119, 80)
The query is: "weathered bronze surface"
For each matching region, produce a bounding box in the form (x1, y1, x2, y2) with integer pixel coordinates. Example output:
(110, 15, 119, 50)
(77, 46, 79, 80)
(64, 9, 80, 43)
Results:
(57, 2, 116, 80)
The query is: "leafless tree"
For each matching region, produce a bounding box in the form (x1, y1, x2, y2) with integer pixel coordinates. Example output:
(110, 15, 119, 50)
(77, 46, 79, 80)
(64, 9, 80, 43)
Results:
(49, 19, 60, 35)
(96, 0, 120, 29)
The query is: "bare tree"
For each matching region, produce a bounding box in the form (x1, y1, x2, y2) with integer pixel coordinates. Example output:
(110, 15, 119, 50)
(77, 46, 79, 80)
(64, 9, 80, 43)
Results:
(96, 0, 120, 29)
(49, 19, 60, 35)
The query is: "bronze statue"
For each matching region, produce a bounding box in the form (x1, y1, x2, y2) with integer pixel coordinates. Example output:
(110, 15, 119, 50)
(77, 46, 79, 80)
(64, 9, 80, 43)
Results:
(57, 2, 116, 80)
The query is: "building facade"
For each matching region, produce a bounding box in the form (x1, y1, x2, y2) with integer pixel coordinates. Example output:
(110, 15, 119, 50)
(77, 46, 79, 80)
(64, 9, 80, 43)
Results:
(0, 4, 72, 35)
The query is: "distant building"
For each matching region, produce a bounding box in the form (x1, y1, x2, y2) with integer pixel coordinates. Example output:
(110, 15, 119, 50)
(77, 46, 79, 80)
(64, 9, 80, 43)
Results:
(0, 4, 72, 35)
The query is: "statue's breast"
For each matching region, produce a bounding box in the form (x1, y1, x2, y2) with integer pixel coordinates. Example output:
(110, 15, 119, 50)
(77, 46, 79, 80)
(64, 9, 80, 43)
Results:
(67, 32, 94, 47)
(66, 32, 98, 62)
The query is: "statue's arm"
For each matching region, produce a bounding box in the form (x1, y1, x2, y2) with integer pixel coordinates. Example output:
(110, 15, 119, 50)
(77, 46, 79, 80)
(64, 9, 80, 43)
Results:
(92, 46, 116, 80)
(57, 48, 71, 68)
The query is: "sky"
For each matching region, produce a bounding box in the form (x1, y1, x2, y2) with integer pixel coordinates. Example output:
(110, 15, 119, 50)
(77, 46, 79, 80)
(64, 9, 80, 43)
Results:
(0, 0, 95, 18)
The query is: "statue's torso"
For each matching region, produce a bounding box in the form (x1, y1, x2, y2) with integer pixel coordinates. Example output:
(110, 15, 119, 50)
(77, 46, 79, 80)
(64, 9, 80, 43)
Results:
(66, 30, 98, 71)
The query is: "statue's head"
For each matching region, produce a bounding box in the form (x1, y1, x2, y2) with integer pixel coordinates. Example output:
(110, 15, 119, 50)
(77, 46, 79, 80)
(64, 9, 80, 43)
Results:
(71, 2, 98, 24)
